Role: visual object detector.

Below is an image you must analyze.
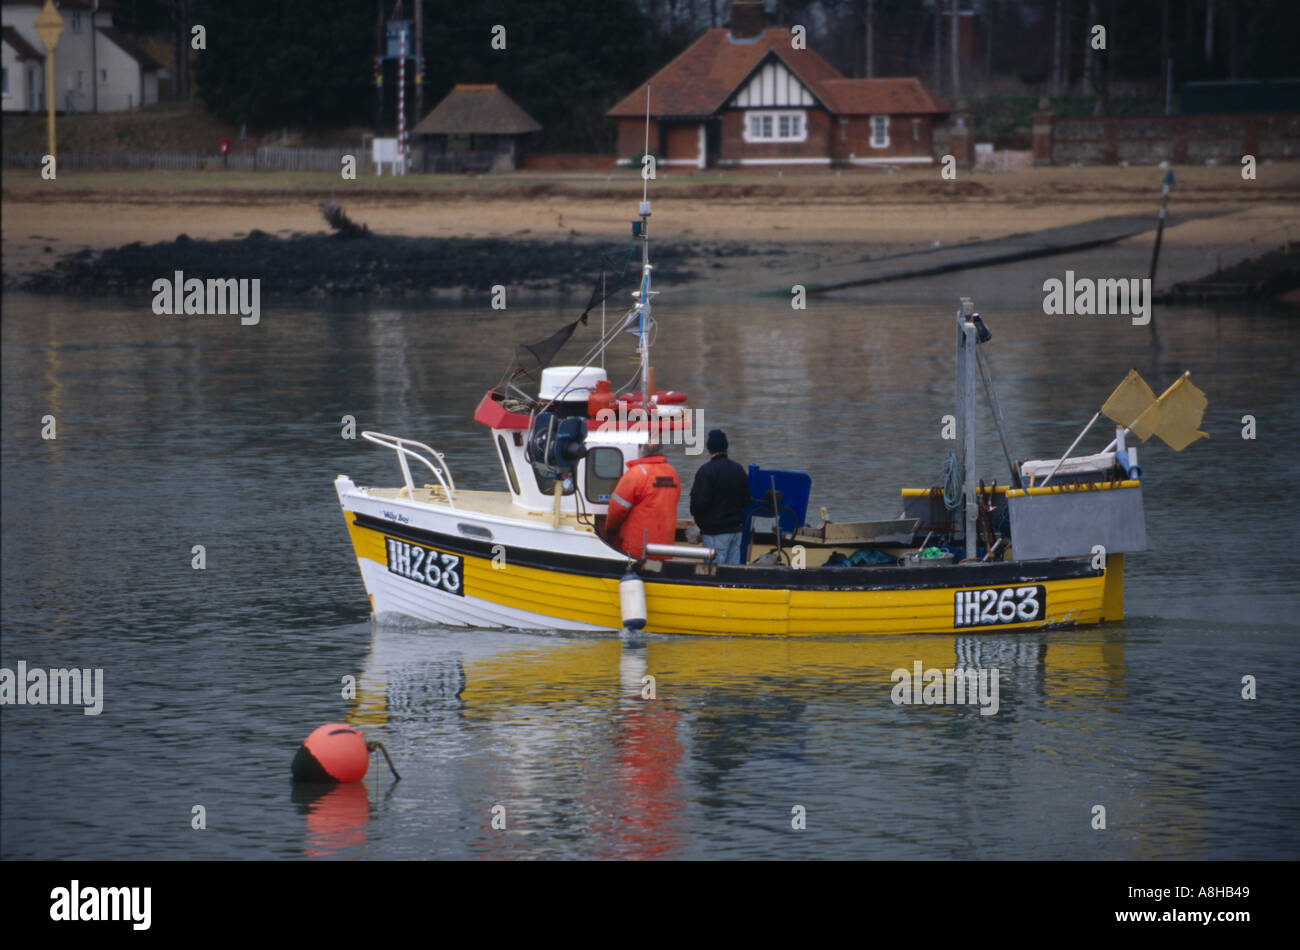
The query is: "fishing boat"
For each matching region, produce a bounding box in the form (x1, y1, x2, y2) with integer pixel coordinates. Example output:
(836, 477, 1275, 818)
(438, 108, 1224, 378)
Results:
(334, 191, 1208, 637)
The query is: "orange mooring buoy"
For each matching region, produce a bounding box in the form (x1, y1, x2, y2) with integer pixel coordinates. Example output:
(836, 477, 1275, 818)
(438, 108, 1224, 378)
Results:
(292, 723, 370, 783)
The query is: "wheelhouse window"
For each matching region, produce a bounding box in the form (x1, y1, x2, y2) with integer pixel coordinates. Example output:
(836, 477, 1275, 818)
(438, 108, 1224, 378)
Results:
(870, 115, 890, 148)
(585, 447, 624, 504)
(533, 468, 571, 496)
(744, 110, 807, 143)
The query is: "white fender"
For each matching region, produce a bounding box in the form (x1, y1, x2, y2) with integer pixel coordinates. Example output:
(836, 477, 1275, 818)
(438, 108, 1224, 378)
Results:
(619, 571, 647, 631)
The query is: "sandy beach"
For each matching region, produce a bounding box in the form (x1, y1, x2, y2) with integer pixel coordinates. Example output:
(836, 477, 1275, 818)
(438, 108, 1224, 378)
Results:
(3, 163, 1297, 294)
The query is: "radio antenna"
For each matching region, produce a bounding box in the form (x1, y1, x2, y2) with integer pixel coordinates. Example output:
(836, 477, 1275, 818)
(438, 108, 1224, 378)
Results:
(642, 84, 651, 206)
(636, 85, 653, 407)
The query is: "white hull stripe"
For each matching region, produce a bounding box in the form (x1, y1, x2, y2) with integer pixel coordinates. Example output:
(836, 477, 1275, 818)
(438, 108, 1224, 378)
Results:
(359, 558, 609, 632)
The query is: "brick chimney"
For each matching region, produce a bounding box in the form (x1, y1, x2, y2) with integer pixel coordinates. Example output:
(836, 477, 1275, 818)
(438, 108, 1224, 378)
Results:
(729, 1, 766, 40)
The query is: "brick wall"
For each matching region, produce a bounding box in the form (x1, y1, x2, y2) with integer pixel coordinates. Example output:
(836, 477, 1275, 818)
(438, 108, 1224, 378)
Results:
(1036, 112, 1300, 165)
(664, 123, 703, 166)
(717, 108, 833, 163)
(616, 118, 660, 160)
(832, 114, 936, 163)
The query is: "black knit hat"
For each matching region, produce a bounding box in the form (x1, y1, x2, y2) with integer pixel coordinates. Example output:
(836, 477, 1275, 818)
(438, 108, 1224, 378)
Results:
(707, 429, 728, 453)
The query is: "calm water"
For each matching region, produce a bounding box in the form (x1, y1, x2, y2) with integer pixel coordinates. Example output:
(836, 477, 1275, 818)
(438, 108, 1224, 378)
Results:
(2, 277, 1298, 859)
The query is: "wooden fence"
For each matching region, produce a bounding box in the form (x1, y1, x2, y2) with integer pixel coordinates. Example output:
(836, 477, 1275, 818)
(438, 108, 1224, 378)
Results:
(2, 145, 357, 172)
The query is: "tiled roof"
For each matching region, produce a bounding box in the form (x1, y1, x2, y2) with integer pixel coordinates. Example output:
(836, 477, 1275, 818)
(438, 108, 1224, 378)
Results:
(96, 26, 163, 70)
(413, 84, 542, 135)
(820, 77, 950, 114)
(1, 25, 43, 61)
(607, 27, 843, 118)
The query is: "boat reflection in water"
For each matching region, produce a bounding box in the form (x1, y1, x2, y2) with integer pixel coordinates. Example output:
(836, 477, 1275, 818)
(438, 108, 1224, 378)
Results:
(338, 621, 1135, 858)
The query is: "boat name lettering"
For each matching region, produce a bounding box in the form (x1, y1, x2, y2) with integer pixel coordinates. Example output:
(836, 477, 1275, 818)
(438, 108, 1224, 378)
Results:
(954, 586, 1044, 627)
(385, 537, 464, 596)
(381, 510, 410, 524)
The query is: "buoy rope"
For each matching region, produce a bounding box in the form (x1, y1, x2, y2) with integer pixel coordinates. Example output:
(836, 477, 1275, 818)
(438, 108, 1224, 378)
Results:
(367, 741, 402, 782)
(941, 453, 962, 512)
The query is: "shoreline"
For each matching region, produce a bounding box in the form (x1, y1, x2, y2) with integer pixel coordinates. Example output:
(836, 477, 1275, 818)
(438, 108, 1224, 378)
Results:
(12, 231, 747, 299)
(4, 164, 1297, 298)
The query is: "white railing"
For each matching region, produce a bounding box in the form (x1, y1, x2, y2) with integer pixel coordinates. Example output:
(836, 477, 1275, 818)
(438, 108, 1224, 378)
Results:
(361, 431, 456, 508)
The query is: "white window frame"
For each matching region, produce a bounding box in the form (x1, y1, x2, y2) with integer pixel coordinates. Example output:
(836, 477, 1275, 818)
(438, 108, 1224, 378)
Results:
(743, 109, 807, 144)
(869, 115, 890, 149)
(912, 118, 922, 141)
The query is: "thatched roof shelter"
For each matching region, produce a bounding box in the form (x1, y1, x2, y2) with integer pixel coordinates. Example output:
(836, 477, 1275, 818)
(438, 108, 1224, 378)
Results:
(413, 84, 541, 136)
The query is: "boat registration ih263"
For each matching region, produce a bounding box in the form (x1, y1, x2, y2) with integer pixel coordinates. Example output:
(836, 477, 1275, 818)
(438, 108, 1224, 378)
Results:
(954, 586, 1045, 627)
(385, 537, 465, 596)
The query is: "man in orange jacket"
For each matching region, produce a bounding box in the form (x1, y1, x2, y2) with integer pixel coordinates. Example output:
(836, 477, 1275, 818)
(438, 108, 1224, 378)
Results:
(604, 443, 681, 559)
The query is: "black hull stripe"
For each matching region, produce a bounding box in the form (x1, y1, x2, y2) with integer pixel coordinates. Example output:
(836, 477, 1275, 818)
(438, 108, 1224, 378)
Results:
(351, 512, 1100, 591)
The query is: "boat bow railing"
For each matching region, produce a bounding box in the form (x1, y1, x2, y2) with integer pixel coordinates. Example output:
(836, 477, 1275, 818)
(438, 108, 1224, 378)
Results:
(361, 430, 457, 507)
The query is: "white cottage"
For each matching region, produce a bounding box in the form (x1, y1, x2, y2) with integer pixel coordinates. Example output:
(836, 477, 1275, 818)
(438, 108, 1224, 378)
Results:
(2, 0, 161, 114)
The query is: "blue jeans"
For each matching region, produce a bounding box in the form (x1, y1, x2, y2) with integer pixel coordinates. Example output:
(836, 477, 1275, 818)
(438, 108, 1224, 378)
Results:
(702, 531, 743, 566)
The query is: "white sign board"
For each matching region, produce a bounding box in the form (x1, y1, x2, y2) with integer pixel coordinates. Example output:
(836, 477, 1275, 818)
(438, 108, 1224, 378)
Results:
(372, 137, 403, 176)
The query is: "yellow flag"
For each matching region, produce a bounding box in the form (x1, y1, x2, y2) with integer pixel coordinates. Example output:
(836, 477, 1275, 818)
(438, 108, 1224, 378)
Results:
(1149, 373, 1209, 451)
(1101, 370, 1158, 440)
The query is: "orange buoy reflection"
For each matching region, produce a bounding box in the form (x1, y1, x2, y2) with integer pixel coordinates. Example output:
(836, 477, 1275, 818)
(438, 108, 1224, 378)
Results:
(293, 782, 371, 858)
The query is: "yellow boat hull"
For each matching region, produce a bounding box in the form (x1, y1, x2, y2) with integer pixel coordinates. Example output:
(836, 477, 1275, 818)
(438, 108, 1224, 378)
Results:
(342, 510, 1120, 637)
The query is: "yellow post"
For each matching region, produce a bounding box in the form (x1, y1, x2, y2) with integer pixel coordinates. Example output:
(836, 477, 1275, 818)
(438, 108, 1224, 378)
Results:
(34, 0, 65, 161)
(45, 58, 55, 156)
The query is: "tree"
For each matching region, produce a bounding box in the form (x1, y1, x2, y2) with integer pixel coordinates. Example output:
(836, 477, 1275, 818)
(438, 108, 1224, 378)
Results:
(420, 0, 658, 152)
(193, 0, 374, 127)
(1204, 0, 1214, 64)
(932, 0, 941, 95)
(170, 0, 194, 100)
(1085, 0, 1098, 108)
(1052, 0, 1064, 95)
(864, 0, 874, 78)
(950, 0, 959, 99)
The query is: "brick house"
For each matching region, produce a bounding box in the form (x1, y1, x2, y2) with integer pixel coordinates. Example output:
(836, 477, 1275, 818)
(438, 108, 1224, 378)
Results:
(608, 1, 948, 169)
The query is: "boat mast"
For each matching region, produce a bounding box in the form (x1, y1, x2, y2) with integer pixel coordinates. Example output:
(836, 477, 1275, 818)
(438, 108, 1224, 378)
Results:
(637, 85, 653, 409)
(956, 297, 977, 561)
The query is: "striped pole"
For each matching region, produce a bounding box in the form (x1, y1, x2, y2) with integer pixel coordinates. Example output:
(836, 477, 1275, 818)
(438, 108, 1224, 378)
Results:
(397, 28, 407, 174)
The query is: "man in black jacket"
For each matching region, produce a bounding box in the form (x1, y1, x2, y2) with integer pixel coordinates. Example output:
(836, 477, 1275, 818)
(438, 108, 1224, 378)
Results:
(690, 429, 752, 565)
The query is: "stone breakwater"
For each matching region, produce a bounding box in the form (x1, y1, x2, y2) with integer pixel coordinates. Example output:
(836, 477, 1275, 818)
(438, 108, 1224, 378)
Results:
(13, 230, 773, 298)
